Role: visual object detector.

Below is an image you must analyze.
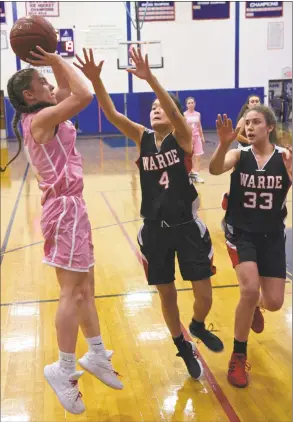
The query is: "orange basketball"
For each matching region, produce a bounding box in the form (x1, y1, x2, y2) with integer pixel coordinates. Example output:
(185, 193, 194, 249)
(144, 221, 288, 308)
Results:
(10, 15, 58, 63)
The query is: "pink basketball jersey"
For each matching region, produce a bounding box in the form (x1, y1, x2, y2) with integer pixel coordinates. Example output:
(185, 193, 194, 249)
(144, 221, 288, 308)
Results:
(22, 112, 84, 205)
(184, 110, 201, 139)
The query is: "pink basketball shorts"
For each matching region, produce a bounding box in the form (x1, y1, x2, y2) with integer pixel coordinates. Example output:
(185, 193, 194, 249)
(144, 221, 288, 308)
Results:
(192, 134, 204, 156)
(41, 196, 94, 272)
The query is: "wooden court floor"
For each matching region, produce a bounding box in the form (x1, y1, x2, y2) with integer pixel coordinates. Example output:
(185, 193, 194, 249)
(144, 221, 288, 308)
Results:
(1, 134, 292, 422)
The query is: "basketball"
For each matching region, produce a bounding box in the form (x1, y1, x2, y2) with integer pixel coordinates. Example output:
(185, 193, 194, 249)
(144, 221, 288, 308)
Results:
(10, 15, 58, 63)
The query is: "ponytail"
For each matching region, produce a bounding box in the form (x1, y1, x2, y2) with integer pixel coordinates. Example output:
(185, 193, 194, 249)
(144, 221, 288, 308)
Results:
(2, 69, 53, 172)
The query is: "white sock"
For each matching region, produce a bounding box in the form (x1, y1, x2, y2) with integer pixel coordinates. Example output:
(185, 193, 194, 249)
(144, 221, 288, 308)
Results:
(86, 335, 106, 355)
(59, 351, 76, 374)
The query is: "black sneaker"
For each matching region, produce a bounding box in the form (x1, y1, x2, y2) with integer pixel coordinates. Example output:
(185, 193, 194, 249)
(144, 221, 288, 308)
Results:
(189, 320, 224, 353)
(176, 341, 203, 380)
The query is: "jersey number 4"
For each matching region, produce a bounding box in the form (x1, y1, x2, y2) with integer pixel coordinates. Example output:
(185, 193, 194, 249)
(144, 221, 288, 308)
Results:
(159, 171, 170, 190)
(244, 192, 273, 210)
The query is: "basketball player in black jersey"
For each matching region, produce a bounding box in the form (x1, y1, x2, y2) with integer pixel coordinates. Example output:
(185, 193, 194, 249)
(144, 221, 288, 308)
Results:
(210, 105, 292, 388)
(74, 48, 223, 381)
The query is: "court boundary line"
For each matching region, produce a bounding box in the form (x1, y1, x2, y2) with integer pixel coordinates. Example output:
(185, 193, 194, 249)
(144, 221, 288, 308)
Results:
(0, 284, 244, 308)
(0, 164, 29, 266)
(100, 191, 241, 422)
(0, 218, 143, 256)
(1, 280, 291, 308)
(1, 184, 291, 261)
(2, 217, 292, 268)
(0, 208, 223, 256)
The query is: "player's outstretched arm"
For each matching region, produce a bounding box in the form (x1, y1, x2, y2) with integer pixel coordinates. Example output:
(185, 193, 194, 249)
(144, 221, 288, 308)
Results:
(209, 114, 241, 175)
(127, 47, 192, 155)
(74, 48, 145, 146)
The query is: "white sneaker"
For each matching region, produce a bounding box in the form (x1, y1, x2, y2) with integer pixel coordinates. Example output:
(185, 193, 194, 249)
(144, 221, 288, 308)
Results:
(106, 349, 113, 360)
(78, 352, 123, 390)
(44, 362, 85, 414)
(195, 175, 204, 183)
(190, 172, 204, 183)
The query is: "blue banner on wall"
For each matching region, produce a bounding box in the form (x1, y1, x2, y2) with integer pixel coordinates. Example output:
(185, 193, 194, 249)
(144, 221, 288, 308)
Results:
(192, 2, 230, 20)
(0, 1, 6, 23)
(246, 1, 283, 18)
(57, 29, 74, 57)
(138, 1, 175, 21)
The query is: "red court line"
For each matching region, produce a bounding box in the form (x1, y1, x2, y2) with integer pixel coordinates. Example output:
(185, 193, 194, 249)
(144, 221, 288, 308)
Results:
(180, 324, 241, 422)
(101, 192, 143, 265)
(101, 191, 241, 422)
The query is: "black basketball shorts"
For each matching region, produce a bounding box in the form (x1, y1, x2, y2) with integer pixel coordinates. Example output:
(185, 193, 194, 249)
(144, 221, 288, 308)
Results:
(137, 218, 216, 285)
(224, 222, 286, 279)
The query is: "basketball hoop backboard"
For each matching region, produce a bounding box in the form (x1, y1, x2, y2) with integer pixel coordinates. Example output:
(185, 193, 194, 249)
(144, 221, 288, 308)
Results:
(117, 40, 163, 69)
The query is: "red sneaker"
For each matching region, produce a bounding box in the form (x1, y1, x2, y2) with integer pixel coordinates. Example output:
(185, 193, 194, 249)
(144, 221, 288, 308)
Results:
(227, 353, 251, 388)
(251, 307, 264, 334)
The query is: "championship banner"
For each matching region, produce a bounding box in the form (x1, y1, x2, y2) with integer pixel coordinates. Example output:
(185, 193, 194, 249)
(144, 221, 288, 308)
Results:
(192, 2, 230, 20)
(246, 2, 283, 18)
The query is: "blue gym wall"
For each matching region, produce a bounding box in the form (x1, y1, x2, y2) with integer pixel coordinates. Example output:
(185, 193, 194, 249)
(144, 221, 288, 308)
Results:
(3, 1, 264, 139)
(4, 87, 264, 138)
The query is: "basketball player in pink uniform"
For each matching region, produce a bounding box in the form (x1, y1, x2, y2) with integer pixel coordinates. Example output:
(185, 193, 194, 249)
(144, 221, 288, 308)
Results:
(184, 97, 205, 183)
(6, 47, 122, 415)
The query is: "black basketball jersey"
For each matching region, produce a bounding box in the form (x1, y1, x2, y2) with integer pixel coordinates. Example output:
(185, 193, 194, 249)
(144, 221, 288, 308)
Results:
(137, 129, 198, 224)
(225, 145, 291, 232)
